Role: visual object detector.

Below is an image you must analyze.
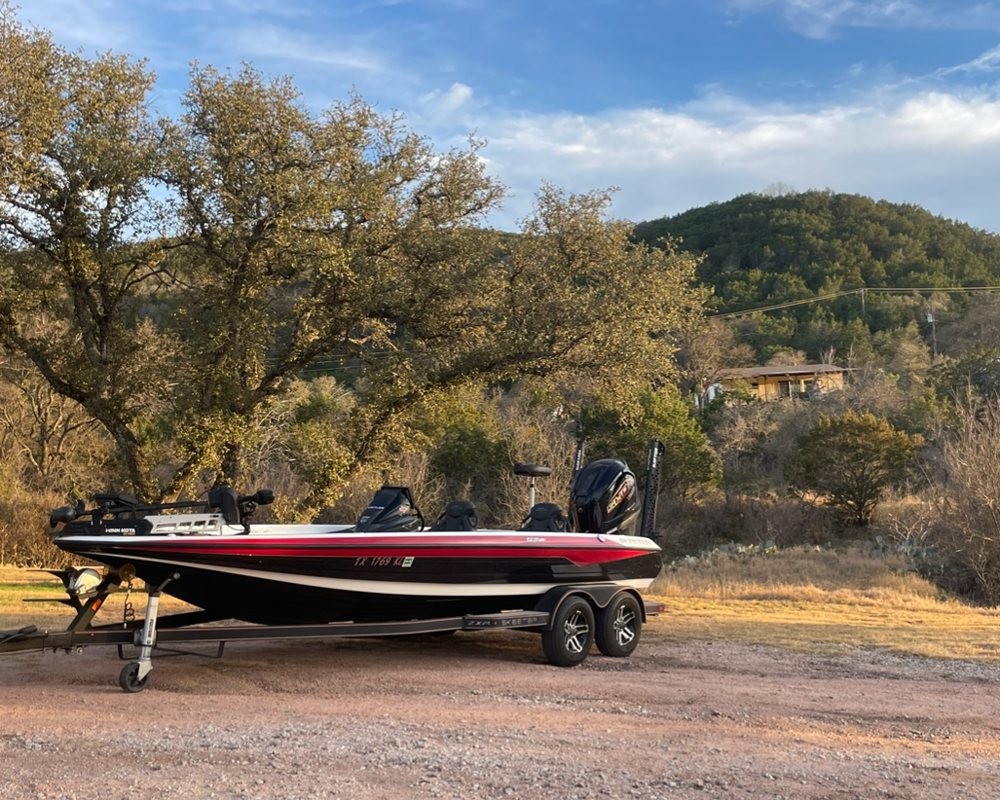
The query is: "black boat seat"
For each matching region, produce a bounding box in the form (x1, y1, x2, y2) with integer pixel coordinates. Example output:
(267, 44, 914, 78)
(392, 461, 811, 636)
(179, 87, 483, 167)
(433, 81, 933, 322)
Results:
(521, 502, 568, 532)
(514, 463, 551, 478)
(430, 501, 478, 531)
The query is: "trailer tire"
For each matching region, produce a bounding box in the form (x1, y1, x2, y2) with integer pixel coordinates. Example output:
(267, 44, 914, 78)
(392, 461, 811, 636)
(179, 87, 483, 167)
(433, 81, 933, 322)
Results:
(541, 596, 594, 667)
(595, 592, 641, 657)
(118, 662, 150, 693)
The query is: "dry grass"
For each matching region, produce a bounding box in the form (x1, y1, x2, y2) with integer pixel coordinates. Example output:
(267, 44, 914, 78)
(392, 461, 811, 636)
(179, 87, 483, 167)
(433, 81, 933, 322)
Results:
(651, 548, 940, 604)
(0, 565, 193, 630)
(646, 548, 1000, 664)
(4, 552, 1000, 666)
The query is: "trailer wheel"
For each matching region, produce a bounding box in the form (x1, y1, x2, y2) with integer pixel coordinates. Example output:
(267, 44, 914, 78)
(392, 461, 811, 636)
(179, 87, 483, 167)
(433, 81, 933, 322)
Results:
(595, 593, 641, 657)
(118, 662, 150, 693)
(542, 596, 594, 667)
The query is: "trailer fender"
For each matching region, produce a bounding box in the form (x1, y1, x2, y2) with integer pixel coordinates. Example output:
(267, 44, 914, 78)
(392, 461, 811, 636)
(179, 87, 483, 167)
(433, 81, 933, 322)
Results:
(533, 585, 646, 631)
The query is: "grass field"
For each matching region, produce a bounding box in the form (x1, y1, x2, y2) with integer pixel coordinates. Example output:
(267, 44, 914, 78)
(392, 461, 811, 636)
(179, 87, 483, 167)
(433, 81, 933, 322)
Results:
(646, 548, 1000, 663)
(2, 551, 999, 664)
(0, 565, 193, 629)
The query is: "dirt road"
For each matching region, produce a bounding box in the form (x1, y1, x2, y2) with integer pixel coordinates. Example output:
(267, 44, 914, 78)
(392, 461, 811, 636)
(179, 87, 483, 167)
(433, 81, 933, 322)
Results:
(2, 621, 999, 799)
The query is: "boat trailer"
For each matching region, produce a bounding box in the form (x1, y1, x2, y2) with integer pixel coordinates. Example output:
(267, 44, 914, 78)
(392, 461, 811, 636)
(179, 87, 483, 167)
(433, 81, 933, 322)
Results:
(0, 565, 664, 693)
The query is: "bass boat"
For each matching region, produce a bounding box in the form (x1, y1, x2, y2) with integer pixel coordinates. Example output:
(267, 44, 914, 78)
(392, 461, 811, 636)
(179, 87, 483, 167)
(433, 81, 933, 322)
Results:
(2, 444, 667, 690)
(47, 452, 664, 626)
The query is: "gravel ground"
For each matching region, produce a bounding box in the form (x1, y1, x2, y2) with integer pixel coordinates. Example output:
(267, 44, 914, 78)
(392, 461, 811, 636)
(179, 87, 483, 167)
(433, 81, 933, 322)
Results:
(2, 620, 1000, 800)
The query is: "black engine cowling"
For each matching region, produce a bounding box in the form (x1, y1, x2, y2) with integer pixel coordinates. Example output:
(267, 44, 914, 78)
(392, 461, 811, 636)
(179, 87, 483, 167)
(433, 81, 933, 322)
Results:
(569, 458, 640, 536)
(356, 486, 424, 532)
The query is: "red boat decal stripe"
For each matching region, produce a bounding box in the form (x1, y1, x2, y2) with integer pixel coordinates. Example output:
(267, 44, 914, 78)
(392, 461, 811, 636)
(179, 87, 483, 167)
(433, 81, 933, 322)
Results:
(135, 534, 647, 548)
(97, 545, 652, 567)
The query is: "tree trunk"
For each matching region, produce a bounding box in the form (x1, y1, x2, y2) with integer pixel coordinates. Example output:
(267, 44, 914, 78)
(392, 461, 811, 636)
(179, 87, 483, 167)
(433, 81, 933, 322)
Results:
(98, 414, 159, 502)
(216, 440, 244, 490)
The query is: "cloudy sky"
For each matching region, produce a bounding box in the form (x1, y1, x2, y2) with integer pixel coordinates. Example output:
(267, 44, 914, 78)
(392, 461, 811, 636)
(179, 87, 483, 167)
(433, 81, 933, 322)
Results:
(18, 0, 1000, 232)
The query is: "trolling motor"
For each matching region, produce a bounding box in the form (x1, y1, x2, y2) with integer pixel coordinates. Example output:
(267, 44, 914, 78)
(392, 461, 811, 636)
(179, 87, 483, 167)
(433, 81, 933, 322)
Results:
(48, 488, 276, 536)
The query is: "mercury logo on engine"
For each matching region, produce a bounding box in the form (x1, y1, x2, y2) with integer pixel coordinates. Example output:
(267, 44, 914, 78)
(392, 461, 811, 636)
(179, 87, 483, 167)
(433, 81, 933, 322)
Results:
(607, 479, 633, 513)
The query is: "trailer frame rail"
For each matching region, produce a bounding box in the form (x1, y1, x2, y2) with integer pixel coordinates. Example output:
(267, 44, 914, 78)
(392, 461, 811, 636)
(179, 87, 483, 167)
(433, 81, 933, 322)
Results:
(1, 565, 664, 692)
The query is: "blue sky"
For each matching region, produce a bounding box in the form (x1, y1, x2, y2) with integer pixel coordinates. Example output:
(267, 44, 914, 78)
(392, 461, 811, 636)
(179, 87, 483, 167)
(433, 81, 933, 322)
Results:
(19, 0, 1000, 232)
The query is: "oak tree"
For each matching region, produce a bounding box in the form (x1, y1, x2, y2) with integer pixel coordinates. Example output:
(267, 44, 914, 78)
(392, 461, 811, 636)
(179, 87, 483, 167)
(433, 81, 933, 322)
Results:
(786, 409, 922, 525)
(0, 5, 172, 499)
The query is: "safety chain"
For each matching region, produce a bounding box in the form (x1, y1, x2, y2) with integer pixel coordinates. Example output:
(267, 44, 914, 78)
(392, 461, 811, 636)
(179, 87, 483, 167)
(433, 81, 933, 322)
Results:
(122, 579, 135, 627)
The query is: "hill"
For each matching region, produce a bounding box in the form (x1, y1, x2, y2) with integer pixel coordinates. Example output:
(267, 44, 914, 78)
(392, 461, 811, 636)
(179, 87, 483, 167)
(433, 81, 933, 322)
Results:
(634, 191, 1000, 361)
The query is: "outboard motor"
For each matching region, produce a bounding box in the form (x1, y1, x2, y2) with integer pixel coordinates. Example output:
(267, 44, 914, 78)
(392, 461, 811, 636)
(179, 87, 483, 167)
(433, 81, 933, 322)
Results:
(356, 486, 424, 532)
(569, 458, 640, 536)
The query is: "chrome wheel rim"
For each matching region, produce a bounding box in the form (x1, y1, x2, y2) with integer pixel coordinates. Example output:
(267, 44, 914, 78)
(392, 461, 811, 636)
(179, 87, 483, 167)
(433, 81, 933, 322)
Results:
(563, 609, 590, 654)
(613, 604, 636, 648)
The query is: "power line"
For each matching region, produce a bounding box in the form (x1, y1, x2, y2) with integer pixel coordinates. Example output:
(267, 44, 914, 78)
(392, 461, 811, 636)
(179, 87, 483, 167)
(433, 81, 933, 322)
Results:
(709, 291, 857, 319)
(708, 285, 1000, 319)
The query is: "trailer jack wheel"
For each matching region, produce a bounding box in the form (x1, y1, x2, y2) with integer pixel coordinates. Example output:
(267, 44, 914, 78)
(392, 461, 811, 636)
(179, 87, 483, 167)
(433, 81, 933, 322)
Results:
(118, 661, 150, 693)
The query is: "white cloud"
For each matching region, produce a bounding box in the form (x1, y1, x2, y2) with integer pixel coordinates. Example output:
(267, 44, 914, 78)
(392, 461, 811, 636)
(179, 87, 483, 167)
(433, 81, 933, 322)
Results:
(938, 45, 1000, 77)
(230, 24, 387, 72)
(17, 0, 138, 51)
(450, 87, 1000, 231)
(725, 0, 1000, 38)
(418, 82, 475, 115)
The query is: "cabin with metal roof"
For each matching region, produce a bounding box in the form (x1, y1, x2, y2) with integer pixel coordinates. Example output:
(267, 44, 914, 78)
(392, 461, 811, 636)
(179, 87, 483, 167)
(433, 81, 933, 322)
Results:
(714, 364, 846, 401)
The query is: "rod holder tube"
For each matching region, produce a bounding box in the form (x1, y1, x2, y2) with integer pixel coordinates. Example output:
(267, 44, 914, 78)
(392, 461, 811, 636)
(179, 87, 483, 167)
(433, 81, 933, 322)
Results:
(641, 439, 665, 541)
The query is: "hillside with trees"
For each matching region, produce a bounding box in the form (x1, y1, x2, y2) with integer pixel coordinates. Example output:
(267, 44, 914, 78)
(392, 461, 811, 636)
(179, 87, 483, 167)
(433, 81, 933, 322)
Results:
(635, 190, 1000, 365)
(633, 190, 1000, 602)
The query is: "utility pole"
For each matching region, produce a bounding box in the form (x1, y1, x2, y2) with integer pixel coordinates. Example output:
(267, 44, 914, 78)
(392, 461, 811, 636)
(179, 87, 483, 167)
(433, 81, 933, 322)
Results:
(926, 304, 937, 358)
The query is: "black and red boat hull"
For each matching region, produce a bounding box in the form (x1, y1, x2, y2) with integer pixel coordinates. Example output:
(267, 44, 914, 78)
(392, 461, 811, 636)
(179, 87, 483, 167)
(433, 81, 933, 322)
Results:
(53, 529, 663, 624)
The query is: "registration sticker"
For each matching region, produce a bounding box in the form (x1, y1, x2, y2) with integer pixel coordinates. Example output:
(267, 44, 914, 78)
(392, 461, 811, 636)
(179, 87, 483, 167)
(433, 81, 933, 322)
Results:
(402, 557, 415, 568)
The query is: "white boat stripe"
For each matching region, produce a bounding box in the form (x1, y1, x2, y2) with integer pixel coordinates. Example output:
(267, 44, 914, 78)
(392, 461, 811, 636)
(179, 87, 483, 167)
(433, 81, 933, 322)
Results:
(78, 552, 654, 597)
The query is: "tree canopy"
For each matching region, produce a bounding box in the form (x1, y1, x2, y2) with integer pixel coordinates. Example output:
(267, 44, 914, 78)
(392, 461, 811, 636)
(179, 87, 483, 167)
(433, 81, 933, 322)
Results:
(579, 385, 719, 498)
(786, 409, 922, 525)
(0, 6, 702, 503)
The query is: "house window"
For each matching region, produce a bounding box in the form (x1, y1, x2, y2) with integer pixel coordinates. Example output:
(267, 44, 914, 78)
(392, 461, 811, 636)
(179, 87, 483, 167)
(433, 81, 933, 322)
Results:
(778, 380, 792, 398)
